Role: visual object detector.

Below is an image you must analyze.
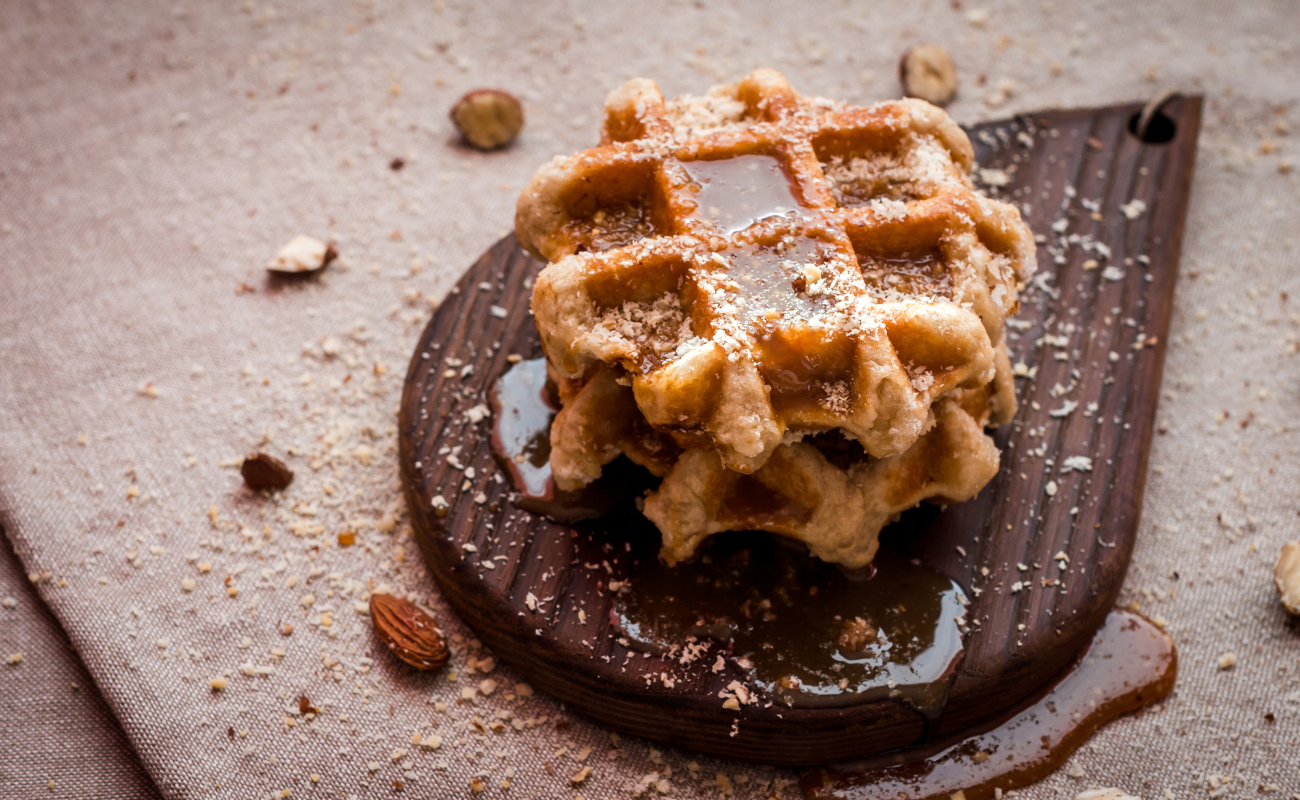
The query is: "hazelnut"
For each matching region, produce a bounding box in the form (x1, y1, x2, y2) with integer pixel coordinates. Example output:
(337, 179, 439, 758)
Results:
(1275, 540, 1300, 616)
(451, 89, 524, 151)
(899, 44, 959, 107)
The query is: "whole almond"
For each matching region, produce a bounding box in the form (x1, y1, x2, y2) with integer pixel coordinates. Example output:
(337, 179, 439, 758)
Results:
(369, 593, 449, 670)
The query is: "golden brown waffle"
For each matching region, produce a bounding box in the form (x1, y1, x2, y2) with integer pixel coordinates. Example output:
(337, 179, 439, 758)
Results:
(548, 356, 1003, 568)
(521, 69, 1034, 474)
(546, 363, 681, 490)
(642, 387, 1000, 569)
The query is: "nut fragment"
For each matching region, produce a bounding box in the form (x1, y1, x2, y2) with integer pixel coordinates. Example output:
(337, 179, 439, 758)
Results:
(835, 617, 878, 653)
(1275, 541, 1300, 616)
(240, 452, 294, 491)
(451, 89, 524, 151)
(1075, 790, 1140, 800)
(369, 593, 449, 670)
(899, 44, 959, 107)
(266, 234, 337, 275)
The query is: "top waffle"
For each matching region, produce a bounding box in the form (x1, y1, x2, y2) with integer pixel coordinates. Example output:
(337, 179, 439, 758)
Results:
(520, 69, 1035, 475)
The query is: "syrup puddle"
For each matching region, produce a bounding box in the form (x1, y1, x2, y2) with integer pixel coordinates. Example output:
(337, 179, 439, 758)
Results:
(615, 538, 967, 717)
(490, 360, 1176, 785)
(491, 359, 967, 717)
(801, 609, 1177, 800)
(683, 154, 811, 233)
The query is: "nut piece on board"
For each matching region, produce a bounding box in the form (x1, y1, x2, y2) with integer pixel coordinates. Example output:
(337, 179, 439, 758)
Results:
(835, 617, 877, 653)
(451, 89, 524, 150)
(1275, 541, 1300, 616)
(240, 452, 294, 491)
(266, 234, 337, 275)
(899, 44, 959, 106)
(369, 593, 449, 670)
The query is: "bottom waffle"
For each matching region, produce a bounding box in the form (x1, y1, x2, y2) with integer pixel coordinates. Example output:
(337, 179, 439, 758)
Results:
(643, 389, 999, 569)
(546, 350, 1010, 569)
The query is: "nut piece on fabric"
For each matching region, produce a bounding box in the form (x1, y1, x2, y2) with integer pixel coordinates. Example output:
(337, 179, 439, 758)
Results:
(240, 452, 294, 491)
(266, 234, 337, 275)
(899, 44, 959, 106)
(1075, 790, 1141, 800)
(369, 593, 449, 670)
(1275, 541, 1300, 616)
(451, 89, 525, 150)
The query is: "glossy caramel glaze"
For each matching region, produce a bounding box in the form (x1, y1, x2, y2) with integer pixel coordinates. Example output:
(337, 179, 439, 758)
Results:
(488, 358, 649, 522)
(616, 538, 968, 717)
(682, 154, 812, 234)
(801, 609, 1176, 800)
(491, 358, 970, 718)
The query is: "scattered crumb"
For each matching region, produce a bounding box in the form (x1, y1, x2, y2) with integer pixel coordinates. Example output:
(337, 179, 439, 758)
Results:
(1075, 790, 1140, 800)
(1274, 541, 1300, 615)
(1119, 199, 1147, 220)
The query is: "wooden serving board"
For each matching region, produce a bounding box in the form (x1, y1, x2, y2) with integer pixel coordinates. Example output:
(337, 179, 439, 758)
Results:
(398, 97, 1201, 765)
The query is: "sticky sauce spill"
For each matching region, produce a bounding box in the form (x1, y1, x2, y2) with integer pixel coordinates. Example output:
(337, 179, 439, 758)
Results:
(615, 535, 968, 717)
(488, 357, 554, 497)
(488, 358, 644, 523)
(800, 609, 1177, 800)
(683, 154, 811, 234)
(492, 359, 970, 718)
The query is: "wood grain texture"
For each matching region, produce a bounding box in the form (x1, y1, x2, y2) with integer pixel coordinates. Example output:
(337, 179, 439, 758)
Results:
(398, 98, 1202, 765)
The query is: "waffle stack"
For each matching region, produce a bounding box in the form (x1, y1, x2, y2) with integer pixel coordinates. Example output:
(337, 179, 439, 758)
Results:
(516, 69, 1035, 568)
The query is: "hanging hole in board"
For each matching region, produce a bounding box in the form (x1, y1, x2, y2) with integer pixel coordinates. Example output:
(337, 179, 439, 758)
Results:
(1128, 90, 1179, 144)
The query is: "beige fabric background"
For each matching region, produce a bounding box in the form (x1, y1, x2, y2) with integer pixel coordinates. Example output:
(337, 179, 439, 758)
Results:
(2, 1, 1299, 798)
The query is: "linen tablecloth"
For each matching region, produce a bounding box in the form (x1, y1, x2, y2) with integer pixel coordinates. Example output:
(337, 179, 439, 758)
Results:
(2, 1, 1298, 797)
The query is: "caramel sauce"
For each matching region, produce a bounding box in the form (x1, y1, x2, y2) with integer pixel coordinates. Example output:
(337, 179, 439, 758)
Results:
(491, 359, 968, 719)
(489, 362, 1175, 788)
(709, 236, 851, 413)
(801, 609, 1177, 800)
(563, 201, 657, 253)
(723, 237, 836, 324)
(615, 539, 968, 716)
(683, 154, 812, 234)
(858, 252, 952, 300)
(818, 153, 928, 208)
(488, 358, 645, 523)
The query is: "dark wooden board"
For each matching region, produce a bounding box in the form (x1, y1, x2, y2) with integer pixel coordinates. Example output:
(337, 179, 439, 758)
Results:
(398, 98, 1201, 765)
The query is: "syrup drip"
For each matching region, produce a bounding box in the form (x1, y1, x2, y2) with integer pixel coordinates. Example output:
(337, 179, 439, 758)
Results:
(488, 358, 643, 523)
(613, 537, 968, 718)
(800, 609, 1177, 800)
(489, 357, 553, 497)
(721, 237, 838, 326)
(683, 154, 811, 234)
